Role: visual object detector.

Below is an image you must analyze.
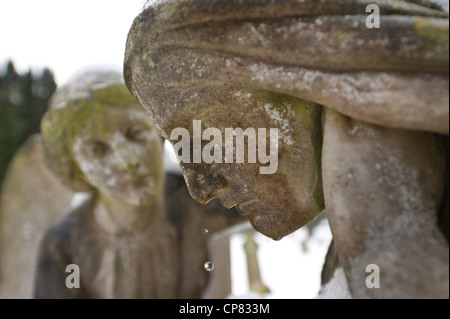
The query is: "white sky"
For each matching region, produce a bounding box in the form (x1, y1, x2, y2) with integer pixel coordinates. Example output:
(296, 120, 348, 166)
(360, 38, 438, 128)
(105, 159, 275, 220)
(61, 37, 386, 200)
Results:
(0, 0, 146, 85)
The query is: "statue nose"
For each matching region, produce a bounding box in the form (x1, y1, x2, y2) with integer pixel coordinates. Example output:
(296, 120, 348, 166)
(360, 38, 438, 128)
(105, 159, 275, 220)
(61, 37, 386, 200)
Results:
(188, 173, 228, 204)
(112, 143, 144, 173)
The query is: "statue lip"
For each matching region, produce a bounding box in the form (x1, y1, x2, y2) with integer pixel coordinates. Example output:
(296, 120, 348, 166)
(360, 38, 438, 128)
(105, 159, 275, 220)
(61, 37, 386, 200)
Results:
(213, 196, 258, 214)
(236, 199, 260, 216)
(215, 196, 238, 210)
(237, 199, 259, 210)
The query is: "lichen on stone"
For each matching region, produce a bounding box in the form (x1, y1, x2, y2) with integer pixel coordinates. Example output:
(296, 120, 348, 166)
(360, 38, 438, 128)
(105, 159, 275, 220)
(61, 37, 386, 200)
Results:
(41, 82, 141, 192)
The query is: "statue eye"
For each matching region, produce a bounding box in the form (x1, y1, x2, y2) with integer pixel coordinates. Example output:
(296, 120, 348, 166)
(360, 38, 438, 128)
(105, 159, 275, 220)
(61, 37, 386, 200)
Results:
(87, 141, 110, 157)
(126, 124, 148, 142)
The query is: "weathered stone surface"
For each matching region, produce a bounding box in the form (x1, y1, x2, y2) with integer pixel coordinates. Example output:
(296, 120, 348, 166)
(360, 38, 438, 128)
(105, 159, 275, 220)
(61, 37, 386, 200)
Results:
(125, 0, 449, 134)
(124, 0, 449, 298)
(41, 74, 147, 193)
(322, 109, 448, 298)
(124, 84, 325, 240)
(35, 174, 211, 298)
(0, 134, 73, 298)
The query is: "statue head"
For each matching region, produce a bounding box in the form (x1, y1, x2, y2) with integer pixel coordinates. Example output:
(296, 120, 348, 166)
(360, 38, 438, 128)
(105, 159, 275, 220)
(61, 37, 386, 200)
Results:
(166, 88, 325, 240)
(41, 71, 164, 207)
(125, 71, 324, 240)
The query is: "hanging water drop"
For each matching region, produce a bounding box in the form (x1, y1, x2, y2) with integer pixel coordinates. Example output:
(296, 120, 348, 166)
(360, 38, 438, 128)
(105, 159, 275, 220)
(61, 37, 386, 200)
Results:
(204, 261, 214, 272)
(348, 126, 359, 135)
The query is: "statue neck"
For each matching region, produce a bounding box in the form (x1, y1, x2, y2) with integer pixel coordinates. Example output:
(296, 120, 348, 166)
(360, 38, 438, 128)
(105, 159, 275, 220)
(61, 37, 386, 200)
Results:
(94, 193, 166, 236)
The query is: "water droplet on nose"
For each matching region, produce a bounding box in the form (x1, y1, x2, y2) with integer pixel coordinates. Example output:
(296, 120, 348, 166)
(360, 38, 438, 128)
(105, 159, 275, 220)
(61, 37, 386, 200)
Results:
(204, 261, 214, 272)
(204, 229, 209, 233)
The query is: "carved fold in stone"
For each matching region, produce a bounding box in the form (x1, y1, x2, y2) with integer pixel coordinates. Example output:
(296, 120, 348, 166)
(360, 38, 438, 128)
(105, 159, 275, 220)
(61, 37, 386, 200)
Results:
(125, 0, 449, 134)
(322, 109, 449, 298)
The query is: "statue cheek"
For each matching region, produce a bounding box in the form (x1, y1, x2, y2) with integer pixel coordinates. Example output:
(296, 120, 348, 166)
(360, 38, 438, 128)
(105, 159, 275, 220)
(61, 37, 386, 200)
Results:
(81, 155, 123, 192)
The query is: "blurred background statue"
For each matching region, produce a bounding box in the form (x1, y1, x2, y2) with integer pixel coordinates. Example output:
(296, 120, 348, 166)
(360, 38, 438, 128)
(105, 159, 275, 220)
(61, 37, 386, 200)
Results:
(124, 0, 449, 298)
(35, 70, 244, 298)
(0, 134, 73, 298)
(0, 60, 66, 299)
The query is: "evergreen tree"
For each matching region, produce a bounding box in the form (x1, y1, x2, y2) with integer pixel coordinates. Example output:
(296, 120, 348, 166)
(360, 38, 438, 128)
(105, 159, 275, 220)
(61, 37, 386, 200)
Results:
(0, 60, 57, 188)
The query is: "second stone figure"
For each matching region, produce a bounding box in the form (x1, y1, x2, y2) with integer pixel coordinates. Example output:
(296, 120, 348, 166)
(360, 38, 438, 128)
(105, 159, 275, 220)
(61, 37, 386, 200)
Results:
(34, 71, 239, 298)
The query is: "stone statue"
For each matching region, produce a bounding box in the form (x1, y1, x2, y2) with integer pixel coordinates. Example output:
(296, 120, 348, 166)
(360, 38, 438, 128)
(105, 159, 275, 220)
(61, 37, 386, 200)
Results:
(124, 0, 449, 298)
(34, 71, 243, 298)
(0, 134, 73, 298)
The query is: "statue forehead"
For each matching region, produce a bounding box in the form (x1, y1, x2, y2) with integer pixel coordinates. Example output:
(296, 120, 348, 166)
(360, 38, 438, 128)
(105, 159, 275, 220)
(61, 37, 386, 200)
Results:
(151, 85, 316, 131)
(44, 82, 143, 138)
(72, 107, 150, 138)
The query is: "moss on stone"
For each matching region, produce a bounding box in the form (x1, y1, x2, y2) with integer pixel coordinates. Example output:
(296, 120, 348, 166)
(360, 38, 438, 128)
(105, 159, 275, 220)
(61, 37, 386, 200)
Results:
(43, 84, 138, 143)
(206, 53, 218, 70)
(252, 89, 324, 209)
(144, 53, 157, 69)
(41, 83, 140, 192)
(337, 32, 348, 43)
(289, 98, 324, 210)
(414, 17, 449, 46)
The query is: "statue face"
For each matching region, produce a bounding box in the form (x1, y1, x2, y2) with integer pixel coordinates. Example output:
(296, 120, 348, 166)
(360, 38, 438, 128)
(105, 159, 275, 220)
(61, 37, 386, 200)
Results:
(150, 87, 323, 240)
(71, 108, 164, 207)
